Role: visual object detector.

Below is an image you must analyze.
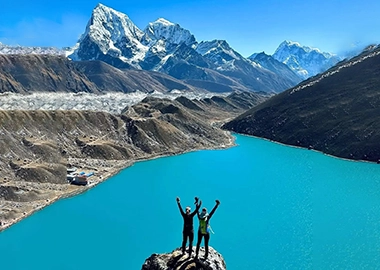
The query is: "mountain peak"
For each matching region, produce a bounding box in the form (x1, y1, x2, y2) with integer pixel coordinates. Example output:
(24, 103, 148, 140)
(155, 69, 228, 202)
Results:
(89, 3, 144, 40)
(276, 40, 329, 55)
(68, 3, 146, 66)
(196, 39, 233, 56)
(153, 18, 175, 26)
(142, 18, 196, 47)
(92, 3, 126, 18)
(95, 3, 106, 9)
(279, 40, 301, 47)
(251, 51, 268, 58)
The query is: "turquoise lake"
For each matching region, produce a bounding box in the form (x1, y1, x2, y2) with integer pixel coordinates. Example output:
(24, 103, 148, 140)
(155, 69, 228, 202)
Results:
(2, 134, 380, 269)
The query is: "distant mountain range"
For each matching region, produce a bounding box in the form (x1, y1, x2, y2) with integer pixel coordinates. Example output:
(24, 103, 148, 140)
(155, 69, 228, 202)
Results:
(223, 45, 380, 163)
(66, 4, 301, 93)
(0, 4, 362, 94)
(0, 42, 67, 55)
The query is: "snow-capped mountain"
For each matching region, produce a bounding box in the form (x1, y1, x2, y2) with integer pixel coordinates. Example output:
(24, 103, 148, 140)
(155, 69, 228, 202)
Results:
(68, 4, 200, 72)
(272, 40, 342, 80)
(0, 42, 66, 55)
(139, 18, 199, 71)
(68, 3, 147, 68)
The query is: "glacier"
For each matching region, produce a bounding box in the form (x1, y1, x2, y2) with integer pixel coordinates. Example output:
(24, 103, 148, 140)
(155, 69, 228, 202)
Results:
(0, 92, 227, 114)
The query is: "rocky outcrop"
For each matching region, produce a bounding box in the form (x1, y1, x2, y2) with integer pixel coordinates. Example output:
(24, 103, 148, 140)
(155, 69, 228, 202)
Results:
(142, 247, 226, 270)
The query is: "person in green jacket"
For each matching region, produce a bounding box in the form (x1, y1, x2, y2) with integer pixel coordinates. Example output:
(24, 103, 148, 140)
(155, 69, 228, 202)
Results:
(195, 199, 220, 259)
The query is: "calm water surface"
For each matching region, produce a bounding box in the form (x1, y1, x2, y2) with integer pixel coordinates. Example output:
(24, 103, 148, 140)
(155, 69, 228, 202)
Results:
(1, 134, 380, 269)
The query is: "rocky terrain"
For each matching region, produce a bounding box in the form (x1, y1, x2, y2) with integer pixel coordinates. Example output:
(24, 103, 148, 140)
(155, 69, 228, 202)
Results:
(0, 91, 266, 231)
(142, 246, 226, 270)
(223, 45, 380, 163)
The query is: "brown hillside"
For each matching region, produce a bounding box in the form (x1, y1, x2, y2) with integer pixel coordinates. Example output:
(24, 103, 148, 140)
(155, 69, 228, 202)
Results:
(223, 46, 380, 162)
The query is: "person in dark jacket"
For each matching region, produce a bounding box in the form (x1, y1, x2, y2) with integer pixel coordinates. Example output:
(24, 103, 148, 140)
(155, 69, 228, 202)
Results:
(176, 196, 201, 256)
(195, 199, 220, 259)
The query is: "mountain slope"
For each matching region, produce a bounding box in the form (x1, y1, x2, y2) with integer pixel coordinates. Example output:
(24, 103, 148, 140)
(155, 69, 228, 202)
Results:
(0, 54, 202, 94)
(73, 60, 196, 93)
(223, 45, 380, 162)
(0, 54, 99, 93)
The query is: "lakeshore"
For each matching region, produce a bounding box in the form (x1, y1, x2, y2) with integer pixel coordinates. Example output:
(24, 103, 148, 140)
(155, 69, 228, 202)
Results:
(0, 133, 235, 233)
(0, 158, 132, 232)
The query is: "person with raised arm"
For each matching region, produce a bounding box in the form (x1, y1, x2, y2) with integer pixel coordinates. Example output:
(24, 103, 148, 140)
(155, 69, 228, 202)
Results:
(176, 196, 201, 257)
(195, 199, 220, 259)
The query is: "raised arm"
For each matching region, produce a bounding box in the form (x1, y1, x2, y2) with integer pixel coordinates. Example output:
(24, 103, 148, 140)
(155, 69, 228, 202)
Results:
(191, 198, 202, 217)
(176, 197, 185, 216)
(208, 199, 220, 220)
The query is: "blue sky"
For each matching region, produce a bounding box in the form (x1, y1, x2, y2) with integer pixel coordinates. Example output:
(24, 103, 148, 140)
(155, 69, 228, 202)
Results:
(1, 0, 379, 57)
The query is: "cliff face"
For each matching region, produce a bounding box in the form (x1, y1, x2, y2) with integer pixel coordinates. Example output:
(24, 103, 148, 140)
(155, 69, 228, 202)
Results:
(142, 247, 226, 270)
